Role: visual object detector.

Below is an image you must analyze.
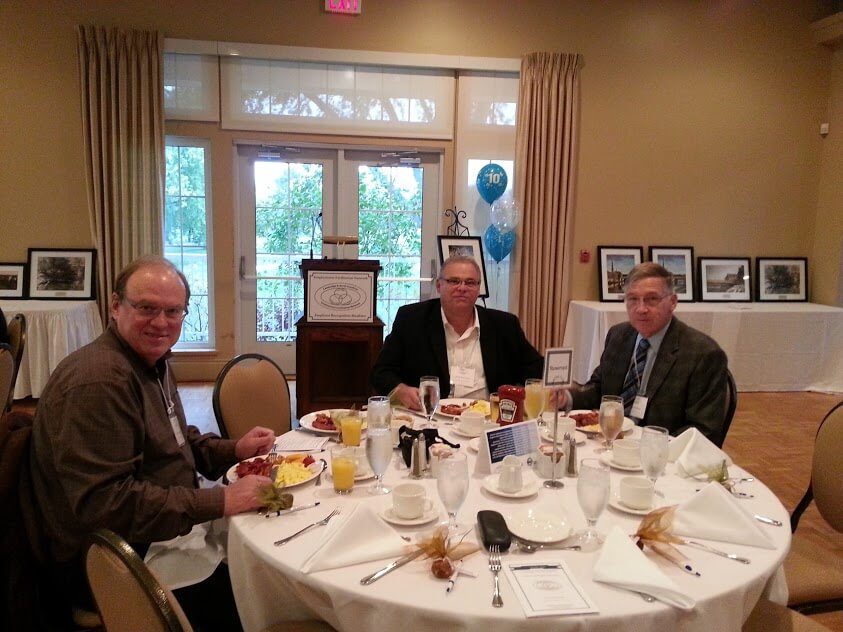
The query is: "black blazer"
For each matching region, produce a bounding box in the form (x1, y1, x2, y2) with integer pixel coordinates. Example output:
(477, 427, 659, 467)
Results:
(371, 299, 543, 396)
(571, 319, 728, 445)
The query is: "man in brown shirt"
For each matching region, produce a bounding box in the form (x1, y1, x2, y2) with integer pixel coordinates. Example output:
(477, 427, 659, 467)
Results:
(30, 255, 274, 630)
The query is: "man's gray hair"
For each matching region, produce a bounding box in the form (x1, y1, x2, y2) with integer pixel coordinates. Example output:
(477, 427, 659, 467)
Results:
(439, 255, 482, 280)
(113, 255, 191, 304)
(623, 262, 675, 295)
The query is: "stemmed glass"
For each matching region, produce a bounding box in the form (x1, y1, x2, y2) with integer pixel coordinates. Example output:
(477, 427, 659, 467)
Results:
(639, 425, 669, 496)
(524, 378, 546, 426)
(436, 451, 469, 532)
(573, 458, 610, 552)
(597, 395, 624, 453)
(365, 396, 393, 495)
(419, 375, 440, 427)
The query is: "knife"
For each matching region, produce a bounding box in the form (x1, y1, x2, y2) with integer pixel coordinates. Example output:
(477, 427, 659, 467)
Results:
(360, 549, 424, 585)
(680, 539, 751, 564)
(264, 501, 321, 518)
(754, 514, 783, 527)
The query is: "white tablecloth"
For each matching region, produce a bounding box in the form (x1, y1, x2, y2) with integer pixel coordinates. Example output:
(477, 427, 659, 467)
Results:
(0, 300, 103, 399)
(227, 426, 790, 632)
(563, 300, 843, 393)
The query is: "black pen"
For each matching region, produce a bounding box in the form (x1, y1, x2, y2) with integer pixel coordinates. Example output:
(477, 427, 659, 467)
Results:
(445, 561, 463, 594)
(512, 564, 562, 570)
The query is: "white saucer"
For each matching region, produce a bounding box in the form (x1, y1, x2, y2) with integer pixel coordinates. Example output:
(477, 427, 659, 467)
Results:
(505, 508, 573, 543)
(452, 424, 490, 438)
(608, 495, 657, 516)
(481, 473, 541, 499)
(540, 428, 587, 445)
(379, 506, 439, 526)
(599, 452, 643, 472)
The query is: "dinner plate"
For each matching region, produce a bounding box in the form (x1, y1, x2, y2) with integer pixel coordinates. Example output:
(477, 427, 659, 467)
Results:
(379, 505, 440, 527)
(540, 427, 587, 445)
(299, 409, 368, 435)
(599, 452, 643, 472)
(504, 508, 572, 543)
(226, 456, 323, 487)
(434, 398, 489, 420)
(608, 494, 659, 516)
(481, 472, 541, 499)
(578, 416, 635, 436)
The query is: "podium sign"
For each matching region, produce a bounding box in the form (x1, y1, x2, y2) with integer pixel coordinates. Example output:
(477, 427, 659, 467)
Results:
(306, 270, 374, 323)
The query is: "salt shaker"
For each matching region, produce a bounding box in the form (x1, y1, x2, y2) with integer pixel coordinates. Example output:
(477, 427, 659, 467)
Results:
(564, 432, 579, 477)
(410, 435, 427, 478)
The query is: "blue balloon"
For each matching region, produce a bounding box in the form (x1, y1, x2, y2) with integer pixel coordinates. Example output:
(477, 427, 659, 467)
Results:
(484, 224, 515, 263)
(476, 164, 508, 204)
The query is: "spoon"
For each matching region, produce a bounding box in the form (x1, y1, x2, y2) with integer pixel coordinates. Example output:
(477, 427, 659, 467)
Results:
(315, 459, 327, 486)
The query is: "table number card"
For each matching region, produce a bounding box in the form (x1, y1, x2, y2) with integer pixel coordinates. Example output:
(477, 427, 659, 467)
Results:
(543, 347, 573, 388)
(474, 420, 540, 476)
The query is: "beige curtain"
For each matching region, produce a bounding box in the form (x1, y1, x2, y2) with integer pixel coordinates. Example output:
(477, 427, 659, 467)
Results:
(77, 25, 164, 322)
(513, 52, 583, 353)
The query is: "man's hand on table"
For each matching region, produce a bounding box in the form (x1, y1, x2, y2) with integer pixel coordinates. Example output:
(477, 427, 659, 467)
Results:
(391, 383, 422, 410)
(235, 426, 276, 460)
(224, 475, 272, 515)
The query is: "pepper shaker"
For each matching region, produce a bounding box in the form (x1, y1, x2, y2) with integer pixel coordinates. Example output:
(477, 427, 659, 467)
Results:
(410, 436, 426, 478)
(564, 432, 579, 477)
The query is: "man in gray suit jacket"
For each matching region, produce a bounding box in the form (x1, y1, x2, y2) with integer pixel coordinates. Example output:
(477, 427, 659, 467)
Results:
(371, 256, 543, 410)
(567, 263, 728, 445)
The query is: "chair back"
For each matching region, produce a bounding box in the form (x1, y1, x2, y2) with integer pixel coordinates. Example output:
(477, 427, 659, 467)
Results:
(212, 353, 292, 440)
(85, 529, 192, 632)
(811, 401, 843, 532)
(0, 345, 12, 414)
(5, 314, 25, 411)
(719, 368, 738, 447)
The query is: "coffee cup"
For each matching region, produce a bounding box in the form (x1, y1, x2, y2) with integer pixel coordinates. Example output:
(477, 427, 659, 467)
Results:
(498, 455, 524, 493)
(612, 438, 641, 467)
(540, 413, 576, 442)
(534, 444, 565, 478)
(392, 482, 433, 520)
(458, 410, 487, 436)
(619, 476, 654, 509)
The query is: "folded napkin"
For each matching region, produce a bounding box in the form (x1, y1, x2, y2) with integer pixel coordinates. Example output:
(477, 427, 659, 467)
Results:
(300, 504, 408, 573)
(144, 519, 227, 590)
(668, 428, 732, 477)
(672, 482, 774, 549)
(593, 526, 696, 610)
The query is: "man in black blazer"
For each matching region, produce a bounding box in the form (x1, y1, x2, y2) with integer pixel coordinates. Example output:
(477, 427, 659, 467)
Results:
(568, 263, 728, 445)
(371, 256, 543, 409)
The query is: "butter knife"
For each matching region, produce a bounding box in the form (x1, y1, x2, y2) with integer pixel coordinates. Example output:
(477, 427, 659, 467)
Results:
(360, 549, 424, 585)
(754, 514, 783, 527)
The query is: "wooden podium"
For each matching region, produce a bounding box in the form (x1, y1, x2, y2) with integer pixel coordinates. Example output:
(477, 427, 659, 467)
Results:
(295, 259, 384, 418)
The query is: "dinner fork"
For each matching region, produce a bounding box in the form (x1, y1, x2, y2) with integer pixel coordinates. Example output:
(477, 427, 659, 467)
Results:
(489, 545, 503, 608)
(273, 508, 340, 546)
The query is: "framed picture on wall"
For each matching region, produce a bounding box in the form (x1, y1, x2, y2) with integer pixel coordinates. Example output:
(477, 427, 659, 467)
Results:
(697, 256, 752, 302)
(756, 257, 808, 302)
(0, 262, 27, 298)
(27, 248, 97, 300)
(437, 235, 489, 298)
(597, 246, 643, 301)
(648, 246, 695, 301)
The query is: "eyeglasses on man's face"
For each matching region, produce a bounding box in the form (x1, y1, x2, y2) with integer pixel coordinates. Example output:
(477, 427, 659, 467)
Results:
(124, 299, 188, 322)
(441, 277, 481, 288)
(624, 294, 670, 308)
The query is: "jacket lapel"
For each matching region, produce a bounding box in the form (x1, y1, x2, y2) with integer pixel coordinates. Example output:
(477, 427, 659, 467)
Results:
(477, 307, 496, 387)
(645, 319, 679, 398)
(427, 302, 450, 380)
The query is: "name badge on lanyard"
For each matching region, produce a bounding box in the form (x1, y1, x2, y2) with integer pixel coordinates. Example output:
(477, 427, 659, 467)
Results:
(631, 395, 648, 420)
(450, 365, 475, 388)
(168, 403, 186, 447)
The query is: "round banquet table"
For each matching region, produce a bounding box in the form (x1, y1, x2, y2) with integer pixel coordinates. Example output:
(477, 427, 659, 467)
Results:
(227, 421, 790, 632)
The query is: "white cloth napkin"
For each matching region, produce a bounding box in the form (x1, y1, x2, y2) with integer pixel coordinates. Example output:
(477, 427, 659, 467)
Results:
(668, 428, 732, 477)
(593, 526, 696, 610)
(144, 518, 227, 590)
(672, 482, 775, 549)
(300, 504, 408, 573)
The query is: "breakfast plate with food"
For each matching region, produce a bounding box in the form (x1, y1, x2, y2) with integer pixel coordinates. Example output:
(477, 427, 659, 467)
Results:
(299, 409, 368, 435)
(434, 398, 490, 420)
(225, 453, 325, 487)
(568, 410, 635, 436)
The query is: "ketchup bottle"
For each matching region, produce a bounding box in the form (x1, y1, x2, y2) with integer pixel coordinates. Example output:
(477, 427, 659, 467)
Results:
(497, 385, 525, 425)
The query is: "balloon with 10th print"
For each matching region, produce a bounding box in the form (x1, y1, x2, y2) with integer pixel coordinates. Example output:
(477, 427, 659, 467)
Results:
(476, 164, 508, 204)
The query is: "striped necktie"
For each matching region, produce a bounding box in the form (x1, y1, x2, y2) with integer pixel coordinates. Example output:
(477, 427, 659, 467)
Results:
(621, 338, 650, 415)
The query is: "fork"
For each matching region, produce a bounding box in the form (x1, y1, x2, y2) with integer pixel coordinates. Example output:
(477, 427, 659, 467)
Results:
(489, 545, 503, 608)
(273, 508, 340, 546)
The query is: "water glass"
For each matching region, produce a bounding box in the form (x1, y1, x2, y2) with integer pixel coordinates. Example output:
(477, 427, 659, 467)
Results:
(597, 395, 624, 452)
(436, 451, 469, 532)
(419, 375, 440, 426)
(366, 396, 393, 495)
(640, 425, 669, 490)
(574, 458, 610, 551)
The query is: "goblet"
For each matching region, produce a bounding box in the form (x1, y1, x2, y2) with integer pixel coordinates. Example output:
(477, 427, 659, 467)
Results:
(573, 458, 610, 552)
(597, 395, 624, 453)
(436, 451, 469, 532)
(366, 396, 392, 495)
(524, 378, 546, 426)
(419, 375, 440, 427)
(639, 425, 669, 495)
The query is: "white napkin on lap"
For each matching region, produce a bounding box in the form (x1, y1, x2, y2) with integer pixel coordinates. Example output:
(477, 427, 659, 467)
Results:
(672, 482, 774, 549)
(593, 526, 696, 610)
(144, 519, 227, 590)
(300, 504, 408, 573)
(668, 428, 732, 477)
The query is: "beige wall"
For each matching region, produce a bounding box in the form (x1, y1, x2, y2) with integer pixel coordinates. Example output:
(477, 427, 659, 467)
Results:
(1, 0, 840, 378)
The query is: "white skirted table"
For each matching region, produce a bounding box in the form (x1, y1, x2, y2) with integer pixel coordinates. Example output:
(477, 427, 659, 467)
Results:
(563, 300, 843, 392)
(0, 299, 103, 399)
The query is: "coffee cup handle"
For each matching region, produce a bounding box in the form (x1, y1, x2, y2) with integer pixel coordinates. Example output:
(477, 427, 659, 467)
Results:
(422, 499, 434, 513)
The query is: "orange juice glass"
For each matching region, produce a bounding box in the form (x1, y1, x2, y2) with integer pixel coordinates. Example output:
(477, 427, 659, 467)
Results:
(340, 415, 363, 446)
(331, 446, 356, 494)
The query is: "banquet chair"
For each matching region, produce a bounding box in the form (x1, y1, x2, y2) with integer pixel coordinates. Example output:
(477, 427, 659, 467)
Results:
(742, 597, 832, 631)
(5, 313, 26, 411)
(718, 367, 738, 447)
(0, 345, 13, 414)
(212, 353, 292, 440)
(785, 400, 843, 615)
(86, 529, 334, 632)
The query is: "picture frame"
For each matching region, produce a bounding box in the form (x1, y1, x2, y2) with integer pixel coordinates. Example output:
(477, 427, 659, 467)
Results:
(27, 248, 97, 300)
(648, 246, 695, 301)
(597, 246, 643, 301)
(436, 235, 489, 298)
(697, 256, 752, 302)
(755, 257, 808, 302)
(0, 262, 27, 298)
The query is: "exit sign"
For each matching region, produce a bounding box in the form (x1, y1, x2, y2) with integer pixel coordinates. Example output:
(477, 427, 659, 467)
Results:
(325, 0, 361, 14)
